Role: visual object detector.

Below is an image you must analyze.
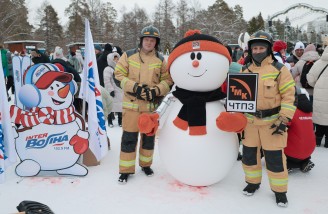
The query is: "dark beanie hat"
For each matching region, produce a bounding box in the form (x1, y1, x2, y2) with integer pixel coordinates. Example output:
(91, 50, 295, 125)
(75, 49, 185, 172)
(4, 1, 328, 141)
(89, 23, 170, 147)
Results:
(167, 30, 231, 70)
(104, 43, 112, 52)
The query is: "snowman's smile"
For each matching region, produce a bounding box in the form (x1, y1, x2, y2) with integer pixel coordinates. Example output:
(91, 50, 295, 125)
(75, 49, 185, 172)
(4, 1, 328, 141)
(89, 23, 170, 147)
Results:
(52, 98, 65, 105)
(188, 69, 207, 77)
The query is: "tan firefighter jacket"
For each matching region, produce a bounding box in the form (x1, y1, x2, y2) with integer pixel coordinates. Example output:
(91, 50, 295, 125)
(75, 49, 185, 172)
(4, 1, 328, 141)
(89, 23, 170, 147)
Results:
(114, 48, 173, 112)
(242, 56, 296, 125)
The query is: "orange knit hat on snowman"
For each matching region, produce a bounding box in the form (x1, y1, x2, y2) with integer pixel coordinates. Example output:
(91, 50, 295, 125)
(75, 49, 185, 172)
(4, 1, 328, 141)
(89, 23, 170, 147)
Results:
(167, 30, 232, 71)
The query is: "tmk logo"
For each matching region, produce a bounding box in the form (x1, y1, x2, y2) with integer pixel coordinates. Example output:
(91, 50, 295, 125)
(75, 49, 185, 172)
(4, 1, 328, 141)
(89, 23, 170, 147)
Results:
(230, 78, 253, 100)
(26, 132, 68, 149)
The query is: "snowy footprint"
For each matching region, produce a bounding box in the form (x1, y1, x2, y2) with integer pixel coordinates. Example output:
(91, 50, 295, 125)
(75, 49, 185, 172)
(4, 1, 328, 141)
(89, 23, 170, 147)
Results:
(57, 164, 88, 176)
(16, 159, 41, 177)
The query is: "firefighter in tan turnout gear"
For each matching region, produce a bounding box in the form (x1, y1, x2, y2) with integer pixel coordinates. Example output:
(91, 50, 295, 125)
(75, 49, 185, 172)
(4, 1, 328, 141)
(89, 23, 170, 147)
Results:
(241, 31, 296, 207)
(114, 25, 173, 184)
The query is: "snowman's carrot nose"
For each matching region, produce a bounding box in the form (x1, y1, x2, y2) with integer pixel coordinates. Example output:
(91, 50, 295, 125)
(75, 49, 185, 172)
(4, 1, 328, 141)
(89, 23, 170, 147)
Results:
(192, 60, 199, 68)
(58, 84, 70, 98)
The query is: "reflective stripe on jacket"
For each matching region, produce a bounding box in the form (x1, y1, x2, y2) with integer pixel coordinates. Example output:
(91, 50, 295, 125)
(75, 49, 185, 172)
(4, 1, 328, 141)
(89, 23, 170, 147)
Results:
(243, 57, 296, 125)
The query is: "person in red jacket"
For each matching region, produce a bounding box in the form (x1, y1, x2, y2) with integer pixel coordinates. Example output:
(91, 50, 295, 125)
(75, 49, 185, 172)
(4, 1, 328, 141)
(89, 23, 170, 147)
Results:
(285, 88, 315, 172)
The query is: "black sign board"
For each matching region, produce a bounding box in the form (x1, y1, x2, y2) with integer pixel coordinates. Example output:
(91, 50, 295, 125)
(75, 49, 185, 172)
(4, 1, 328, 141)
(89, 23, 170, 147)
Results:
(226, 73, 258, 112)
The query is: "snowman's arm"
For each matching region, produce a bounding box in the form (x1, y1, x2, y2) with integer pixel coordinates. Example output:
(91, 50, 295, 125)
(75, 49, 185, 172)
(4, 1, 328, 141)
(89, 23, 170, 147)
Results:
(74, 113, 86, 131)
(155, 93, 176, 129)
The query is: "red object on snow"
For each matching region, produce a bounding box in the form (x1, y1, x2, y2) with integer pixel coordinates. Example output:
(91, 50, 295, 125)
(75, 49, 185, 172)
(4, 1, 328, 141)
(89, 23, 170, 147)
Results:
(284, 109, 316, 160)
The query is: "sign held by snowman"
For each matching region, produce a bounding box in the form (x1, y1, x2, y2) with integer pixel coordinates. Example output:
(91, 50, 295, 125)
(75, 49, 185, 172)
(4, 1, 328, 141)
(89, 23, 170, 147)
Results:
(10, 63, 90, 177)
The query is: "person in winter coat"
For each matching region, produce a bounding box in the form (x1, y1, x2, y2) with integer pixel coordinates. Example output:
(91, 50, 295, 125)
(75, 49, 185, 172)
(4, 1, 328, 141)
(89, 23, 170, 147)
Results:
(97, 43, 112, 87)
(285, 87, 315, 172)
(94, 44, 102, 59)
(104, 52, 122, 127)
(291, 44, 320, 100)
(241, 31, 295, 207)
(0, 45, 9, 77)
(273, 40, 291, 70)
(307, 46, 328, 148)
(51, 46, 81, 83)
(114, 25, 173, 184)
(237, 49, 250, 65)
(75, 49, 84, 69)
(69, 51, 83, 74)
(287, 41, 305, 67)
(30, 49, 50, 64)
(113, 46, 123, 56)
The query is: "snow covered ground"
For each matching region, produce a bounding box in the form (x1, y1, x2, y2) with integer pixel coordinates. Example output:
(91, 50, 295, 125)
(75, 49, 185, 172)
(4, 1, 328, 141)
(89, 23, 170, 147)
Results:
(1, 90, 328, 213)
(1, 112, 328, 214)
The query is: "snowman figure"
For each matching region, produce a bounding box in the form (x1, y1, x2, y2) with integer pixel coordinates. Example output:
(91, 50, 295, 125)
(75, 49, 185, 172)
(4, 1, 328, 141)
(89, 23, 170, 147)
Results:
(138, 30, 246, 186)
(10, 64, 89, 177)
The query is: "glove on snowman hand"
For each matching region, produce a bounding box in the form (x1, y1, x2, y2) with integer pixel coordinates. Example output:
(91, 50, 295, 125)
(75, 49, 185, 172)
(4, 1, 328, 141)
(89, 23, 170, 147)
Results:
(69, 130, 89, 154)
(216, 112, 247, 133)
(138, 113, 159, 136)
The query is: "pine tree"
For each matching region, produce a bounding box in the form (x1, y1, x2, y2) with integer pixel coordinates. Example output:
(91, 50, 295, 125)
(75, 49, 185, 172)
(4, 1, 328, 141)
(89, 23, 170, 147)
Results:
(35, 2, 64, 51)
(247, 13, 265, 35)
(0, 0, 32, 42)
(65, 0, 90, 43)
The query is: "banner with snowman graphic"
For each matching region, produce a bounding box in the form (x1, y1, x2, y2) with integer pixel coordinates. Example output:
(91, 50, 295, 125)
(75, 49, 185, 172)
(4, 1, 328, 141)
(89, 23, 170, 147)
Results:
(10, 63, 90, 177)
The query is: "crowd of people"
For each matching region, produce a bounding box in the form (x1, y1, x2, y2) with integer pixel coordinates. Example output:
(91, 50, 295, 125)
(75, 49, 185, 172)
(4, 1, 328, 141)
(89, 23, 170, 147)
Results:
(1, 26, 328, 208)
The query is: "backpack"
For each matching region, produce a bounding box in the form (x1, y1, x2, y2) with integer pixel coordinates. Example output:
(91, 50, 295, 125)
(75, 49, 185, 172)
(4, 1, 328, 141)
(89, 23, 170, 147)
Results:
(300, 61, 315, 88)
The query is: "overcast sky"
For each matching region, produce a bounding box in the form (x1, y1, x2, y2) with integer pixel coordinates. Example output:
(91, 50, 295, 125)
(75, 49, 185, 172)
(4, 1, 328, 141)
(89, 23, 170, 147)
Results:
(26, 0, 328, 26)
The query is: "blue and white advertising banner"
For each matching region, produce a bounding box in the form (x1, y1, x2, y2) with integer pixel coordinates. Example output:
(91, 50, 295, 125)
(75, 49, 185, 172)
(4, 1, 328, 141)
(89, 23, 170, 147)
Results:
(0, 58, 16, 183)
(80, 18, 108, 161)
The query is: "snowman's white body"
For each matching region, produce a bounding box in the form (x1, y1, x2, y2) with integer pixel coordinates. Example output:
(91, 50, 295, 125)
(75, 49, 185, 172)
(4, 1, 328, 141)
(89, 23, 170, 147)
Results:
(159, 48, 237, 186)
(159, 99, 239, 186)
(16, 122, 81, 170)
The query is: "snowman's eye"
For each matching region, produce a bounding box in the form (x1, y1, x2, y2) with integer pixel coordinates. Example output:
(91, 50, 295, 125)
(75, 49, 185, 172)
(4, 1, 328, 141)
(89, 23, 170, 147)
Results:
(56, 84, 59, 87)
(197, 53, 202, 60)
(50, 86, 53, 90)
(190, 52, 195, 60)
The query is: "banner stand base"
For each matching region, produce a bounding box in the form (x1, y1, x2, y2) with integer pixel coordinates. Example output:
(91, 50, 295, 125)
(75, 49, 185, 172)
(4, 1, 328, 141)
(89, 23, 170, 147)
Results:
(83, 148, 100, 166)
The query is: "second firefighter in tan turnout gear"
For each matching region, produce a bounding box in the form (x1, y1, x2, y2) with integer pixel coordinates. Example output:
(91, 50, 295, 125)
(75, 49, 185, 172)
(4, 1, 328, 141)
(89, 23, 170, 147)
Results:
(241, 30, 296, 207)
(114, 25, 173, 183)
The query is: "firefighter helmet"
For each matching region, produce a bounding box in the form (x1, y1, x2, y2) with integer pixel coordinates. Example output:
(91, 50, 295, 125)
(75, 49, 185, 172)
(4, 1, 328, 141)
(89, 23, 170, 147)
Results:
(140, 25, 160, 39)
(248, 30, 273, 49)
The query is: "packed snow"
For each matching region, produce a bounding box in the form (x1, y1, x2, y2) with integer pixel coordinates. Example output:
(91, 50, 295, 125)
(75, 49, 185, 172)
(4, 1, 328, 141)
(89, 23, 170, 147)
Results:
(1, 110, 328, 213)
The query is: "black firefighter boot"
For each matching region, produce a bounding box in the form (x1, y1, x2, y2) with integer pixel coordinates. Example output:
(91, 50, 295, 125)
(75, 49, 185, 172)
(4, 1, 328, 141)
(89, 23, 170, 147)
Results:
(118, 173, 130, 184)
(274, 192, 288, 207)
(142, 167, 154, 177)
(242, 183, 260, 196)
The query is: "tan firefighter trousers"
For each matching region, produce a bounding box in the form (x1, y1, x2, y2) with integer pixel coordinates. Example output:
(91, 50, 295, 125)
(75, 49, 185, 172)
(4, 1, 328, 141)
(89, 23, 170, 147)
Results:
(119, 110, 155, 174)
(242, 122, 288, 193)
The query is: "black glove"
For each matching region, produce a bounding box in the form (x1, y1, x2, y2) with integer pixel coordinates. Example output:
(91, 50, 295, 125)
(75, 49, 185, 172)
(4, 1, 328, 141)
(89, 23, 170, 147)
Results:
(133, 83, 148, 100)
(141, 87, 158, 101)
(270, 117, 289, 135)
(110, 91, 115, 97)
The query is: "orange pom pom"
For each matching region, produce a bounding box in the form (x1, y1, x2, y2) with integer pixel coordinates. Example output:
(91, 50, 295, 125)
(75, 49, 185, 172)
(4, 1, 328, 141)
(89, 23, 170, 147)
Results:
(184, 29, 201, 38)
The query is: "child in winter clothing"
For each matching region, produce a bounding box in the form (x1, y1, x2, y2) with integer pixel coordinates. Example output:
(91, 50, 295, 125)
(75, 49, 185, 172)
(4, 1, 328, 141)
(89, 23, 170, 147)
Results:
(104, 52, 122, 127)
(285, 87, 315, 172)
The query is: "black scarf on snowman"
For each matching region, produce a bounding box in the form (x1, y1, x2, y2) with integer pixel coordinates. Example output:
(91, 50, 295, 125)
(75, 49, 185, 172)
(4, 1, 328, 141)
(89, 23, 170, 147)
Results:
(172, 86, 226, 135)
